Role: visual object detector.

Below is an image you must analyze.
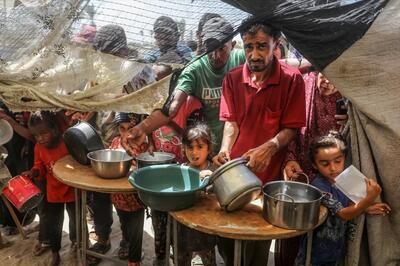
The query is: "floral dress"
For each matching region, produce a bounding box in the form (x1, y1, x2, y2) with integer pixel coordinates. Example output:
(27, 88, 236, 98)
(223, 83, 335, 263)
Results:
(109, 137, 146, 212)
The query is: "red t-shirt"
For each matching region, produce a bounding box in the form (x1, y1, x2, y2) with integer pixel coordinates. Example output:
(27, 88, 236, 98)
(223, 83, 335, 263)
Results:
(172, 96, 202, 130)
(219, 59, 306, 184)
(33, 141, 75, 202)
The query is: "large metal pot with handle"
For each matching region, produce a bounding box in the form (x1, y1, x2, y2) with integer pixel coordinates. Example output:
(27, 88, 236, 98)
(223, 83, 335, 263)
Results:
(210, 158, 262, 212)
(262, 179, 323, 230)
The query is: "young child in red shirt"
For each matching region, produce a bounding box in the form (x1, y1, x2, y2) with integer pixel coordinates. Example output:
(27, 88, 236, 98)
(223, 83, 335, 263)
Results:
(27, 111, 75, 266)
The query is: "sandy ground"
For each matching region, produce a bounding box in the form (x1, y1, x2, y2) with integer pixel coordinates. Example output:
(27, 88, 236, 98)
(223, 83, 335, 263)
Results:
(0, 210, 274, 266)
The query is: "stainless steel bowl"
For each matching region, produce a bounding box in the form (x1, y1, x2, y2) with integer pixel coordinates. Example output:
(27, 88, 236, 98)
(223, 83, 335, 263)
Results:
(87, 149, 133, 179)
(136, 152, 176, 168)
(262, 181, 323, 230)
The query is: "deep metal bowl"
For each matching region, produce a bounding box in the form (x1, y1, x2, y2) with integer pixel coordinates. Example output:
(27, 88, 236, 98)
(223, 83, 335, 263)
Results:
(87, 149, 133, 179)
(136, 152, 176, 168)
(263, 181, 323, 230)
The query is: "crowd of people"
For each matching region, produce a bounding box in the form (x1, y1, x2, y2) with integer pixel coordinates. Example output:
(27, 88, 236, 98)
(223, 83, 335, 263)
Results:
(0, 12, 391, 266)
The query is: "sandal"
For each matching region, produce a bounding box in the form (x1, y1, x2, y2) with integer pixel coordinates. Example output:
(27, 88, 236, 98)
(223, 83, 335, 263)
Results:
(86, 240, 111, 266)
(118, 246, 129, 260)
(33, 241, 51, 256)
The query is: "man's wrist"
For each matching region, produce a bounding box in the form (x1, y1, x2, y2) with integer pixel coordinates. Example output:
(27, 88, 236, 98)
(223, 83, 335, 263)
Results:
(137, 122, 148, 135)
(268, 137, 280, 152)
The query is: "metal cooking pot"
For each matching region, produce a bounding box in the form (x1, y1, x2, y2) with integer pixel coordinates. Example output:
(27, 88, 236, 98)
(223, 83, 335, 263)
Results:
(87, 149, 133, 179)
(64, 121, 104, 165)
(210, 158, 262, 212)
(136, 152, 175, 169)
(262, 180, 323, 230)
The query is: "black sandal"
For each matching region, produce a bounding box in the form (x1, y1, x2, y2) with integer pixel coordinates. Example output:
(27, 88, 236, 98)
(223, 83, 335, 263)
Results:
(118, 246, 129, 260)
(86, 241, 111, 265)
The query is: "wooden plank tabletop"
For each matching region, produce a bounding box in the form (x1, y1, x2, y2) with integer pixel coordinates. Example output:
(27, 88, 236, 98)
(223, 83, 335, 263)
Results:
(53, 155, 135, 193)
(171, 194, 327, 241)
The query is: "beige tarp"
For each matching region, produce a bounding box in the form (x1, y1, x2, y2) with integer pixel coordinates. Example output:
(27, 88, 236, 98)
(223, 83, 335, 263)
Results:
(324, 0, 400, 265)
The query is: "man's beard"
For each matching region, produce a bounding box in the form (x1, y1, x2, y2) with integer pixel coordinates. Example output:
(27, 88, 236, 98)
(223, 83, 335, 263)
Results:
(248, 61, 267, 72)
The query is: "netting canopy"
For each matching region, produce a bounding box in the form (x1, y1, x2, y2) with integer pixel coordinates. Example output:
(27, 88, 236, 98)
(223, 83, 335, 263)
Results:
(0, 0, 248, 112)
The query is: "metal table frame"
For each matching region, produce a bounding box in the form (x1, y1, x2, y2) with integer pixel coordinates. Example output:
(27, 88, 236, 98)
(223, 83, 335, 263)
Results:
(74, 189, 126, 266)
(166, 216, 315, 266)
(166, 195, 325, 266)
(53, 155, 136, 266)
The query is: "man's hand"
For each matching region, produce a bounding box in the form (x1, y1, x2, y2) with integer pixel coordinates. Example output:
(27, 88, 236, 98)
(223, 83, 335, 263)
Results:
(243, 140, 279, 173)
(64, 111, 95, 125)
(283, 160, 303, 180)
(335, 114, 348, 128)
(212, 151, 231, 166)
(121, 126, 147, 156)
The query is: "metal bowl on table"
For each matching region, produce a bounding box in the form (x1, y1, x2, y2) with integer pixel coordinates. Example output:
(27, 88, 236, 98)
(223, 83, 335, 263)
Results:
(262, 181, 323, 230)
(87, 149, 133, 179)
(136, 152, 176, 168)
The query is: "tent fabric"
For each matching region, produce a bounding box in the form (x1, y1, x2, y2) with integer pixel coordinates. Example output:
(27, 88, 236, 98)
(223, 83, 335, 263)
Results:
(0, 0, 247, 112)
(0, 44, 172, 113)
(223, 0, 389, 70)
(1, 1, 399, 264)
(324, 1, 400, 264)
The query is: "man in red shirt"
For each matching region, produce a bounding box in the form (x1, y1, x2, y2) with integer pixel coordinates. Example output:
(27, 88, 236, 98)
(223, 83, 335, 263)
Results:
(213, 18, 306, 266)
(214, 20, 306, 184)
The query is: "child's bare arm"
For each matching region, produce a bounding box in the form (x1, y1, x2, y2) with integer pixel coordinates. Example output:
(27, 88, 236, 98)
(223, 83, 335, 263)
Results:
(366, 202, 391, 215)
(21, 168, 40, 179)
(337, 179, 381, 221)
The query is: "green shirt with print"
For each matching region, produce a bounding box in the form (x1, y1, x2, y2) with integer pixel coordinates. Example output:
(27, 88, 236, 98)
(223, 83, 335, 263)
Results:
(176, 49, 245, 152)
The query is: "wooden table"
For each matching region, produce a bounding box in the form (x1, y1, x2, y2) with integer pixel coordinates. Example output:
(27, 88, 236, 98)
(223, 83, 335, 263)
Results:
(53, 155, 135, 266)
(169, 194, 327, 266)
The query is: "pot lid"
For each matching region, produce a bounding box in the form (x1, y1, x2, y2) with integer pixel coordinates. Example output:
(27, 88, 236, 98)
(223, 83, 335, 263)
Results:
(224, 186, 261, 212)
(210, 157, 247, 182)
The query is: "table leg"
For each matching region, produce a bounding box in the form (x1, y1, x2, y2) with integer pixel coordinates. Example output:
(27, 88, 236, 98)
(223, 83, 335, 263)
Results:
(165, 215, 171, 266)
(1, 195, 26, 239)
(234, 239, 242, 266)
(74, 189, 82, 265)
(173, 218, 178, 266)
(305, 231, 313, 266)
(81, 190, 88, 266)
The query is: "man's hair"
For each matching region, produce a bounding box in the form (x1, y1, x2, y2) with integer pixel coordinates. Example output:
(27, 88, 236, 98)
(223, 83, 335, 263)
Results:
(153, 16, 179, 35)
(197, 13, 222, 36)
(93, 24, 127, 55)
(239, 16, 281, 40)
